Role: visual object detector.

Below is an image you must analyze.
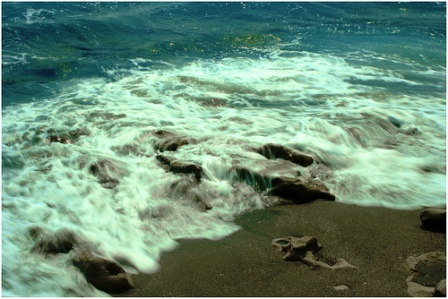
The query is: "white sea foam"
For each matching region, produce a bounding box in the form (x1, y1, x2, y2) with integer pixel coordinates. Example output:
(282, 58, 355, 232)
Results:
(2, 49, 445, 296)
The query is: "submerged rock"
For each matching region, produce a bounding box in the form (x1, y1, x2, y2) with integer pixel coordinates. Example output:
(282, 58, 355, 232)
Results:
(268, 176, 336, 203)
(232, 166, 271, 192)
(31, 228, 78, 254)
(156, 154, 203, 181)
(72, 250, 134, 294)
(420, 208, 446, 233)
(46, 128, 88, 145)
(256, 143, 314, 167)
(152, 130, 197, 152)
(89, 160, 120, 189)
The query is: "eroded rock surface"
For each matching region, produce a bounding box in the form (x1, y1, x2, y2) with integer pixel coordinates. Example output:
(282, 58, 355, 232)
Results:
(272, 236, 356, 271)
(72, 250, 134, 294)
(268, 176, 336, 203)
(156, 154, 203, 181)
(30, 227, 78, 255)
(256, 143, 314, 167)
(404, 251, 446, 297)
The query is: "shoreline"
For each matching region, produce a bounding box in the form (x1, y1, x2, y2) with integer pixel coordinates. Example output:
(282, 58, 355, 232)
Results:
(122, 200, 446, 297)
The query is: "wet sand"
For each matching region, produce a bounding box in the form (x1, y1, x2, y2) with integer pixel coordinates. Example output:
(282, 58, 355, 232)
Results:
(122, 200, 446, 297)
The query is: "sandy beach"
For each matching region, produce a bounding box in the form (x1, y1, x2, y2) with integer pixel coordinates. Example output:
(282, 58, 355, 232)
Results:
(121, 200, 446, 297)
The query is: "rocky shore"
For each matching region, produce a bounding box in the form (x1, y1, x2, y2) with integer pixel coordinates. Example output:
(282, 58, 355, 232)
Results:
(123, 201, 445, 297)
(36, 129, 445, 296)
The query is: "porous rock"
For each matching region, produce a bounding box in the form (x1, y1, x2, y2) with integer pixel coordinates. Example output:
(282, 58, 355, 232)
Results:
(72, 250, 134, 294)
(420, 208, 446, 233)
(272, 236, 322, 261)
(256, 143, 314, 167)
(434, 279, 446, 297)
(272, 236, 356, 270)
(405, 252, 446, 297)
(268, 176, 336, 203)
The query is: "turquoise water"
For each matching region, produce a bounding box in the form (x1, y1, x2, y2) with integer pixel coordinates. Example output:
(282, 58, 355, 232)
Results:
(2, 2, 446, 296)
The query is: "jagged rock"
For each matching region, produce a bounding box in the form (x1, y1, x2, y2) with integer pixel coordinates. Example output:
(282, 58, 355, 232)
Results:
(152, 130, 196, 152)
(301, 252, 357, 270)
(434, 279, 446, 297)
(167, 177, 211, 211)
(156, 154, 202, 181)
(47, 135, 73, 144)
(272, 236, 322, 261)
(72, 250, 134, 294)
(46, 128, 87, 144)
(272, 236, 356, 271)
(268, 176, 335, 203)
(420, 208, 446, 233)
(89, 160, 120, 189)
(170, 161, 202, 181)
(405, 252, 446, 297)
(31, 228, 78, 254)
(256, 143, 314, 167)
(192, 192, 212, 211)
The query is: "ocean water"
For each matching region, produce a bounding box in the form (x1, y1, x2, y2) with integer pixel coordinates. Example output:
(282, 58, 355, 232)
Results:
(2, 2, 446, 296)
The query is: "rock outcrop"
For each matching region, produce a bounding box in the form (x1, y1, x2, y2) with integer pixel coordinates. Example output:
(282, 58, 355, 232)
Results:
(30, 227, 78, 254)
(272, 236, 356, 271)
(156, 154, 203, 181)
(89, 160, 120, 189)
(152, 130, 196, 152)
(256, 143, 314, 167)
(268, 176, 336, 203)
(72, 250, 134, 294)
(420, 208, 446, 233)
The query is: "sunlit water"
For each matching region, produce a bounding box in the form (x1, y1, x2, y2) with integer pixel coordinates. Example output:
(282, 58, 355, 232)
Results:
(2, 2, 446, 296)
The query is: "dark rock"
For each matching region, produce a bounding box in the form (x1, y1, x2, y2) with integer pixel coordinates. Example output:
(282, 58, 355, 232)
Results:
(31, 228, 78, 254)
(405, 251, 446, 297)
(152, 130, 197, 152)
(156, 154, 202, 181)
(156, 154, 175, 167)
(47, 135, 73, 144)
(256, 143, 314, 167)
(268, 176, 336, 203)
(72, 250, 134, 294)
(420, 208, 446, 233)
(46, 128, 88, 145)
(434, 279, 446, 297)
(89, 160, 120, 189)
(166, 177, 212, 211)
(170, 161, 202, 181)
(388, 115, 404, 128)
(193, 192, 212, 211)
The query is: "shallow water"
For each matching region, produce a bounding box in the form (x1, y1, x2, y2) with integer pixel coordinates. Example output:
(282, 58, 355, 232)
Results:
(2, 2, 446, 296)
